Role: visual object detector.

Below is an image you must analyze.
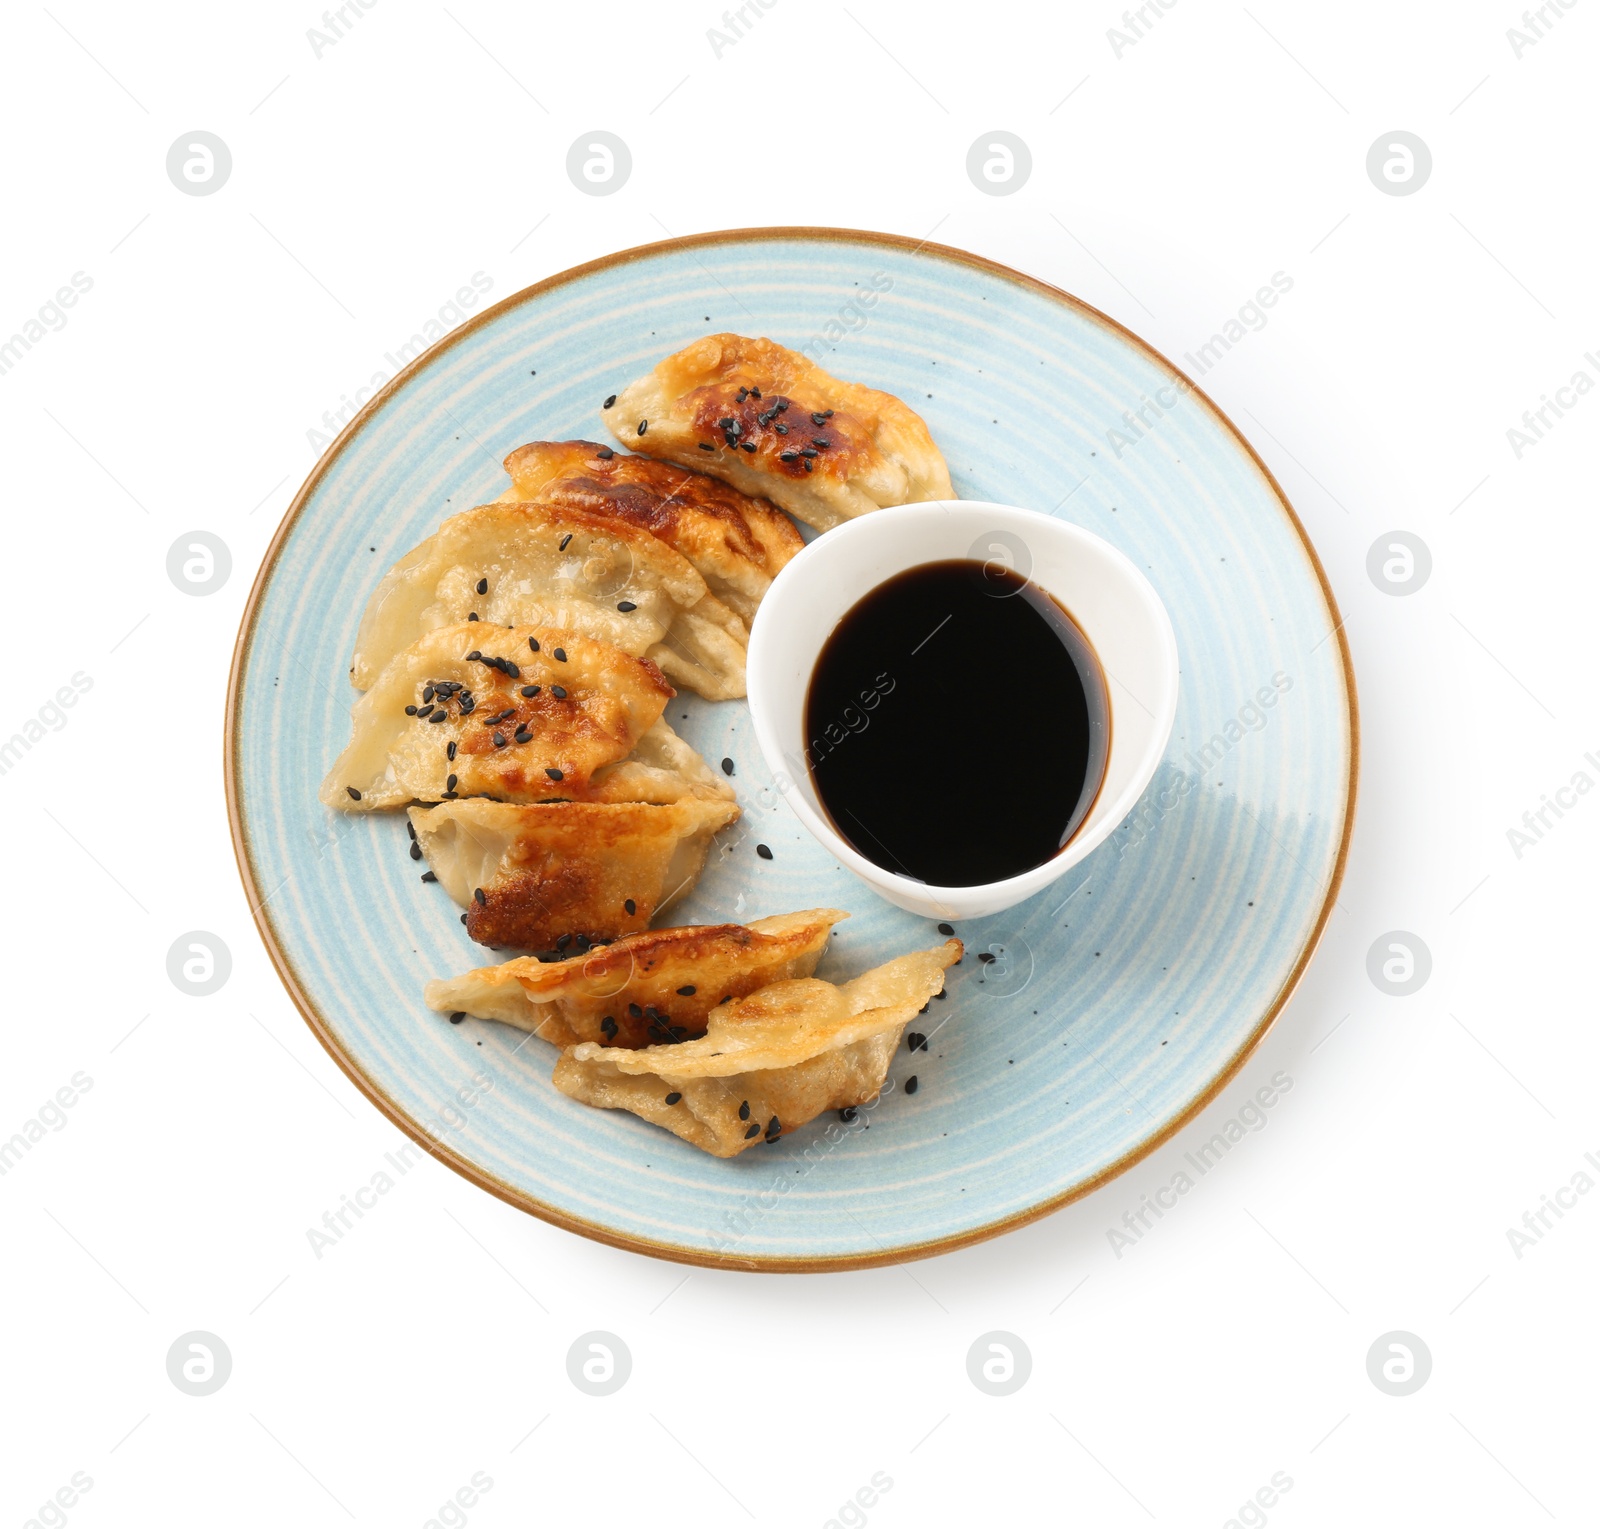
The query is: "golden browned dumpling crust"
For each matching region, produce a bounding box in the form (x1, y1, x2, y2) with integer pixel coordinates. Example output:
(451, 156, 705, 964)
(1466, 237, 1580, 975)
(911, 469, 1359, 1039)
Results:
(499, 439, 803, 621)
(423, 909, 847, 1047)
(551, 939, 961, 1156)
(319, 624, 674, 810)
(409, 795, 740, 950)
(603, 334, 954, 531)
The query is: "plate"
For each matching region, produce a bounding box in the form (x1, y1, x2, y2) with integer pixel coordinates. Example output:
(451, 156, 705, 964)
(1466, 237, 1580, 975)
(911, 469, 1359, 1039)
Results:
(227, 228, 1356, 1271)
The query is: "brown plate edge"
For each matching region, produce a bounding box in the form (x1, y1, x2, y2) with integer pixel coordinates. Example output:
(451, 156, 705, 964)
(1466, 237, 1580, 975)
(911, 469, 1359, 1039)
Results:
(223, 224, 1359, 1275)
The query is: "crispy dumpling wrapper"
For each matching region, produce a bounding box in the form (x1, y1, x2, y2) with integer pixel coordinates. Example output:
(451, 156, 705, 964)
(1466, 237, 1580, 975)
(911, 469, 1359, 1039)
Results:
(319, 623, 676, 810)
(349, 501, 747, 701)
(551, 940, 961, 1157)
(498, 440, 804, 622)
(424, 909, 847, 1047)
(409, 795, 740, 950)
(603, 334, 954, 532)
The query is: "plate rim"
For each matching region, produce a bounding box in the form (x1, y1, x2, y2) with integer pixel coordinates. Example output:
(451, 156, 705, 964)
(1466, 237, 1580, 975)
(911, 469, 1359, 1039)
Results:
(224, 224, 1360, 1274)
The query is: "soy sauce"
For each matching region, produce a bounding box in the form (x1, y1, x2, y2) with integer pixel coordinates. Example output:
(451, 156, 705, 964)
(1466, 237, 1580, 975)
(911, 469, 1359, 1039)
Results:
(804, 559, 1109, 887)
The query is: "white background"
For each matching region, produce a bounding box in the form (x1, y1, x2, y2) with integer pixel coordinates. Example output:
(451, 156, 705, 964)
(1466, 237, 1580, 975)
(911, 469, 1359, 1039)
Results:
(2, 2, 1596, 1525)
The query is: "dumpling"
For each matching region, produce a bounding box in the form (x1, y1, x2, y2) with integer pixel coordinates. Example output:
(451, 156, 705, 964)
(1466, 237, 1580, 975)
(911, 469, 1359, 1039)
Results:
(319, 624, 675, 811)
(602, 334, 954, 532)
(551, 939, 961, 1156)
(423, 909, 847, 1047)
(409, 795, 741, 950)
(350, 501, 748, 702)
(498, 440, 804, 621)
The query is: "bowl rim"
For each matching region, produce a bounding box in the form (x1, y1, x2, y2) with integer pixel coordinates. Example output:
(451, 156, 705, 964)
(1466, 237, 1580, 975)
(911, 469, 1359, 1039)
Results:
(745, 499, 1181, 910)
(224, 225, 1358, 1274)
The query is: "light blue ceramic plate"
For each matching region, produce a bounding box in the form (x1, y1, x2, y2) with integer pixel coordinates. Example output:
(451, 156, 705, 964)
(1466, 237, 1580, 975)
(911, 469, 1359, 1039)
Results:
(228, 229, 1355, 1271)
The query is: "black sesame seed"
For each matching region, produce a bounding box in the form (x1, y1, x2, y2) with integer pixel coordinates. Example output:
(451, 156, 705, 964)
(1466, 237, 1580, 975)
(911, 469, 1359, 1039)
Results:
(822, 409, 833, 417)
(937, 922, 954, 936)
(839, 1107, 857, 1123)
(628, 1003, 643, 1018)
(475, 577, 488, 595)
(429, 711, 448, 723)
(466, 650, 482, 661)
(800, 448, 818, 458)
(812, 438, 829, 448)
(698, 442, 715, 452)
(637, 419, 648, 436)
(493, 732, 506, 748)
(665, 1092, 682, 1106)
(345, 785, 362, 800)
(738, 1100, 750, 1120)
(779, 450, 798, 462)
(624, 898, 636, 915)
(765, 1115, 780, 1137)
(677, 985, 696, 995)
(907, 1032, 927, 1052)
(521, 685, 540, 698)
(744, 1123, 760, 1139)
(811, 412, 827, 425)
(751, 388, 762, 399)
(603, 393, 616, 408)
(528, 637, 540, 652)
(423, 685, 435, 703)
(468, 612, 479, 622)
(459, 694, 474, 712)
(446, 773, 458, 790)
(407, 821, 417, 840)
(503, 661, 521, 678)
(449, 1011, 465, 1024)
(546, 767, 563, 781)
(617, 600, 636, 612)
(558, 534, 572, 551)
(601, 1016, 618, 1037)
(905, 1075, 919, 1094)
(597, 446, 614, 459)
(447, 741, 457, 760)
(774, 422, 788, 434)
(514, 727, 531, 744)
(755, 844, 773, 860)
(421, 871, 437, 882)
(553, 648, 567, 662)
(409, 841, 422, 860)
(721, 757, 735, 776)
(717, 416, 734, 429)
(740, 441, 756, 452)
(978, 951, 996, 964)
(556, 934, 571, 951)
(735, 387, 748, 401)
(473, 887, 486, 905)
(804, 458, 814, 472)
(405, 704, 418, 716)
(550, 685, 566, 699)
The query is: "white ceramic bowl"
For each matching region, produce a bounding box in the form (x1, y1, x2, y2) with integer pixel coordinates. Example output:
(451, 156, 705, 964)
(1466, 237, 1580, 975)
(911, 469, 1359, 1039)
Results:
(746, 501, 1180, 920)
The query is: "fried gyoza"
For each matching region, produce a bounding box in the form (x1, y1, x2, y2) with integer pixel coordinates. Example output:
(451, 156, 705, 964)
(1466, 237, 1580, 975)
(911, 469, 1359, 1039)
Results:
(423, 910, 847, 1047)
(498, 440, 803, 622)
(603, 334, 953, 532)
(319, 624, 675, 810)
(350, 501, 747, 701)
(409, 795, 741, 949)
(551, 939, 961, 1156)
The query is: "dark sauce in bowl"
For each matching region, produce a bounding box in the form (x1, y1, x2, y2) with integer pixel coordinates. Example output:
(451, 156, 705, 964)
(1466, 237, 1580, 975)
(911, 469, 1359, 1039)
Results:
(804, 559, 1109, 887)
